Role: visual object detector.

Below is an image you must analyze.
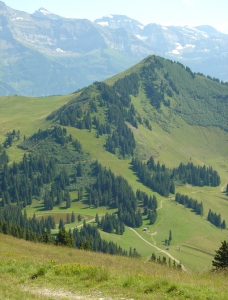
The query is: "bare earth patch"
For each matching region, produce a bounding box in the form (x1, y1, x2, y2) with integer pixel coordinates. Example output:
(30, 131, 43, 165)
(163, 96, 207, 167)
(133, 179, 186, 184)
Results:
(21, 287, 105, 300)
(21, 286, 133, 300)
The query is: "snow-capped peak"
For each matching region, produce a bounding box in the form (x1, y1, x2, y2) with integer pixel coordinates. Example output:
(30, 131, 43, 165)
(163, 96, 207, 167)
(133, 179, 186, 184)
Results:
(38, 8, 51, 15)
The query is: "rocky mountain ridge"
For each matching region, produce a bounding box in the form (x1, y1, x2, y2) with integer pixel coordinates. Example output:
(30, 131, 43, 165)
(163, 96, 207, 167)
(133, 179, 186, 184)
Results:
(0, 1, 227, 96)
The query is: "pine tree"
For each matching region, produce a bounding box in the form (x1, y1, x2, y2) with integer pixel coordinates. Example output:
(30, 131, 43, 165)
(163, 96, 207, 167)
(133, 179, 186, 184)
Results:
(58, 218, 64, 229)
(151, 252, 156, 261)
(169, 230, 172, 242)
(95, 213, 99, 223)
(71, 212, 75, 223)
(66, 213, 71, 224)
(221, 220, 226, 230)
(42, 230, 51, 244)
(64, 190, 71, 208)
(78, 214, 82, 222)
(212, 240, 228, 270)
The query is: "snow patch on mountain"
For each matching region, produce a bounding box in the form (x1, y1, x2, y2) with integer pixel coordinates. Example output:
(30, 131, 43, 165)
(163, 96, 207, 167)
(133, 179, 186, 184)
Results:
(39, 9, 51, 15)
(175, 43, 195, 50)
(137, 25, 144, 30)
(97, 21, 109, 27)
(12, 17, 24, 21)
(135, 34, 147, 41)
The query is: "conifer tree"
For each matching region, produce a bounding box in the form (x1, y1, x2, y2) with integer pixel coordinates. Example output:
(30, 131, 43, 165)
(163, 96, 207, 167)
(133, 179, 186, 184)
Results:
(71, 211, 75, 223)
(78, 214, 82, 222)
(212, 241, 228, 270)
(58, 218, 64, 229)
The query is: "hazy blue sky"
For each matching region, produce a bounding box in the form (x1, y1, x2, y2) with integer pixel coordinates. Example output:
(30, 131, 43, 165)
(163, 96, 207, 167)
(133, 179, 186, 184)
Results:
(3, 0, 228, 33)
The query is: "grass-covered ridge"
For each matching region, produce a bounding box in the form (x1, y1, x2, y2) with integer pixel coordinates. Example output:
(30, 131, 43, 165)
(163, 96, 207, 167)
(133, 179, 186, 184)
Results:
(106, 55, 228, 131)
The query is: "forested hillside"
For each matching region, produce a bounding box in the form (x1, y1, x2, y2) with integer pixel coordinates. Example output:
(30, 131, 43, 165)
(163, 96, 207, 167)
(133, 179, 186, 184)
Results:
(0, 55, 228, 272)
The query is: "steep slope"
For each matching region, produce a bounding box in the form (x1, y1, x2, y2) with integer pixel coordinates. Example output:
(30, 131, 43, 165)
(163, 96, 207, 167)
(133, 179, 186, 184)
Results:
(1, 234, 228, 300)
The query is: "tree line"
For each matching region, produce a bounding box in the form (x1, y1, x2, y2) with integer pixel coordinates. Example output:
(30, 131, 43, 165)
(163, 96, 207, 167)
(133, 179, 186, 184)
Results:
(131, 156, 175, 197)
(132, 156, 220, 197)
(0, 204, 55, 241)
(171, 162, 221, 187)
(96, 213, 125, 235)
(88, 161, 143, 228)
(175, 193, 204, 216)
(207, 209, 226, 229)
(0, 204, 140, 258)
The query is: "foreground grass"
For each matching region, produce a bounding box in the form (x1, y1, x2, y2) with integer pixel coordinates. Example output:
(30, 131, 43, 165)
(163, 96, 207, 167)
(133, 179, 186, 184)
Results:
(1, 234, 228, 300)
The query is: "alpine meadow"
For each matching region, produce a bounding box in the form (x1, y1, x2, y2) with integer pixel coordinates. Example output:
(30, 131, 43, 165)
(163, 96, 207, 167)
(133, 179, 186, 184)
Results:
(0, 55, 228, 300)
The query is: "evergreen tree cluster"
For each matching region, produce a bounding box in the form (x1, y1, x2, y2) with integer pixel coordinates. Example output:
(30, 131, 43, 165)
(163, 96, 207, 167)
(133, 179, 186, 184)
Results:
(113, 73, 140, 97)
(144, 118, 152, 131)
(140, 59, 172, 109)
(0, 150, 9, 168)
(151, 253, 182, 269)
(56, 79, 138, 157)
(132, 156, 220, 197)
(172, 162, 221, 187)
(4, 125, 88, 210)
(42, 167, 72, 210)
(131, 156, 175, 197)
(3, 129, 21, 148)
(136, 189, 158, 210)
(164, 72, 180, 95)
(136, 189, 158, 224)
(175, 193, 204, 215)
(0, 204, 55, 241)
(88, 161, 143, 228)
(95, 81, 137, 156)
(20, 126, 82, 151)
(97, 212, 125, 235)
(0, 204, 140, 257)
(164, 229, 172, 246)
(147, 209, 157, 225)
(93, 116, 111, 136)
(0, 153, 56, 207)
(207, 209, 226, 229)
(105, 119, 136, 156)
(73, 221, 140, 257)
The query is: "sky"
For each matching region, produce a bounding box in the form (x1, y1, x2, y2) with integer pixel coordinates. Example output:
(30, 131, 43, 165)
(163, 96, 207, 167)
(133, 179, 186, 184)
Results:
(3, 0, 228, 34)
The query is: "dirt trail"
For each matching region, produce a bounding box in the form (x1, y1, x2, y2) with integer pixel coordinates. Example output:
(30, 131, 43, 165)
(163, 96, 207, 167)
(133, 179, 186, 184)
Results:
(128, 227, 187, 272)
(221, 182, 227, 192)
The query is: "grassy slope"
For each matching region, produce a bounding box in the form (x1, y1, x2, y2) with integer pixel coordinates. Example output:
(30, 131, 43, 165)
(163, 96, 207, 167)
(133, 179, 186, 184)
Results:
(1, 234, 228, 300)
(0, 61, 228, 272)
(0, 94, 75, 161)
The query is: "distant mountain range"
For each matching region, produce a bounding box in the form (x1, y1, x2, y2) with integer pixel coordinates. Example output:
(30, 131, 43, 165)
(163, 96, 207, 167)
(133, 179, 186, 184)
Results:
(0, 1, 227, 96)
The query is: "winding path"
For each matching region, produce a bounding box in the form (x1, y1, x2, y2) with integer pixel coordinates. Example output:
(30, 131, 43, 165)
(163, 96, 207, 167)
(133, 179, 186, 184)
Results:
(128, 226, 187, 272)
